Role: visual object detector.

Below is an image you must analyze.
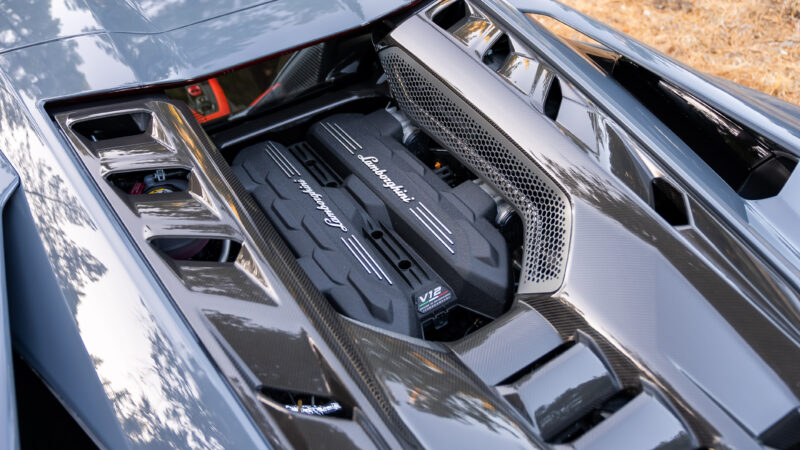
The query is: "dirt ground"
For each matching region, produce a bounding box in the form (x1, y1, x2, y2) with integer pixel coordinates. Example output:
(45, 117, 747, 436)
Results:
(550, 0, 800, 105)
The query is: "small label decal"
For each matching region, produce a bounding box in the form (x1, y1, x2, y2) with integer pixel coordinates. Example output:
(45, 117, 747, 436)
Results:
(416, 285, 453, 314)
(295, 178, 348, 232)
(356, 155, 416, 203)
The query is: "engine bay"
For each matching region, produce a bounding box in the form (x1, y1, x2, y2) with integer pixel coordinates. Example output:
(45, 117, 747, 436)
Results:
(113, 13, 540, 341)
(85, 23, 529, 341)
(231, 108, 522, 340)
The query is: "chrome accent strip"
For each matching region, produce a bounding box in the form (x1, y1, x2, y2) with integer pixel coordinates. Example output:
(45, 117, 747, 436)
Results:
(415, 205, 454, 245)
(410, 207, 455, 254)
(321, 122, 355, 154)
(333, 123, 362, 150)
(351, 235, 393, 285)
(269, 142, 300, 175)
(341, 236, 373, 275)
(265, 144, 292, 177)
(349, 235, 383, 281)
(264, 143, 297, 178)
(349, 235, 382, 280)
(418, 202, 453, 236)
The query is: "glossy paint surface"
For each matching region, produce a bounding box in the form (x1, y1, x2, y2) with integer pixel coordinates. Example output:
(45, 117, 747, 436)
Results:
(450, 302, 562, 385)
(571, 387, 695, 449)
(0, 82, 269, 448)
(503, 343, 619, 439)
(0, 0, 280, 51)
(0, 152, 19, 450)
(0, 0, 416, 447)
(0, 0, 798, 447)
(0, 0, 417, 50)
(381, 6, 800, 446)
(347, 321, 546, 449)
(0, 0, 417, 97)
(497, 0, 800, 319)
(55, 97, 413, 448)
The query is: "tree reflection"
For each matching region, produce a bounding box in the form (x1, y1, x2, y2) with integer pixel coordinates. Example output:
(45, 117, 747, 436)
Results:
(351, 324, 531, 441)
(0, 74, 104, 319)
(0, 92, 235, 448)
(177, 263, 276, 305)
(0, 3, 252, 445)
(81, 299, 226, 448)
(206, 311, 334, 395)
(542, 156, 661, 246)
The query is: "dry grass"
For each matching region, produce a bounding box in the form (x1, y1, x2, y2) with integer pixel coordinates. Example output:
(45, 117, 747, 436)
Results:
(542, 0, 800, 105)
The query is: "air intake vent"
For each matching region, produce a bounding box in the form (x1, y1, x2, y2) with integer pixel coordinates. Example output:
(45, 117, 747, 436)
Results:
(543, 77, 562, 120)
(152, 238, 240, 262)
(380, 47, 570, 292)
(613, 63, 798, 200)
(431, 0, 468, 31)
(259, 387, 351, 418)
(72, 111, 151, 142)
(527, 13, 797, 200)
(482, 34, 511, 71)
(651, 178, 689, 226)
(108, 168, 191, 195)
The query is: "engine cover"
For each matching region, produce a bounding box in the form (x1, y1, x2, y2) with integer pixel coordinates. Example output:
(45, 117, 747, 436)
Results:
(233, 110, 510, 337)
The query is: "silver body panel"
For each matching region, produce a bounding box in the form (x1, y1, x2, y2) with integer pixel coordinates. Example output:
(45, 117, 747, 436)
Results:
(0, 152, 19, 450)
(380, 5, 800, 446)
(0, 0, 416, 447)
(0, 0, 798, 447)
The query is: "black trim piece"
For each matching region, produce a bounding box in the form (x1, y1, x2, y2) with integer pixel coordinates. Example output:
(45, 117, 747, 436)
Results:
(759, 407, 800, 449)
(72, 112, 151, 142)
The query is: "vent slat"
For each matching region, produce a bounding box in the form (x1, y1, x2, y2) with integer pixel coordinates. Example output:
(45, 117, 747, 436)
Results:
(571, 389, 695, 450)
(130, 194, 241, 241)
(450, 302, 562, 386)
(97, 139, 185, 176)
(498, 341, 621, 441)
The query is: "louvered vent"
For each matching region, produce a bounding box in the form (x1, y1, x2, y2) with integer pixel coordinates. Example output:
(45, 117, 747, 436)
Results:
(54, 99, 364, 431)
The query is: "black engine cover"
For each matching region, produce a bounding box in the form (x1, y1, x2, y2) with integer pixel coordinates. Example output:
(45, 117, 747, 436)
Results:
(233, 110, 510, 337)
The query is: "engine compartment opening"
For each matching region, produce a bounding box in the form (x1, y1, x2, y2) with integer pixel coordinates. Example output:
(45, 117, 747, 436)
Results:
(154, 22, 531, 341)
(227, 106, 522, 340)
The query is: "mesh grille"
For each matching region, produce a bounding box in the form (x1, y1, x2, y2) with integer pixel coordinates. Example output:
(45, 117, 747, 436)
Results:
(380, 48, 569, 289)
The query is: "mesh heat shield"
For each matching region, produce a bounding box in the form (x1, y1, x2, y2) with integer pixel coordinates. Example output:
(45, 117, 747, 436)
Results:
(379, 46, 570, 292)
